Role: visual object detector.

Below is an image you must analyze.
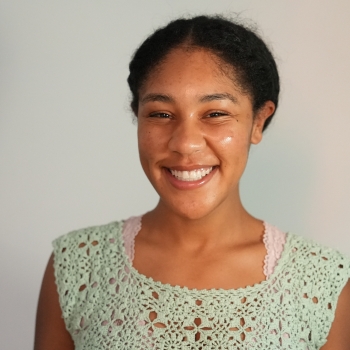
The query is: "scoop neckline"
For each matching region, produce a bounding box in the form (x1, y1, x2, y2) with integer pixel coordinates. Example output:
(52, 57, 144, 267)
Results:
(115, 220, 291, 295)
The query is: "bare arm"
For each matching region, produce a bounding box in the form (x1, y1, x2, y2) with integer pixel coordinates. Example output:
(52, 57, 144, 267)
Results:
(34, 253, 75, 350)
(320, 280, 350, 349)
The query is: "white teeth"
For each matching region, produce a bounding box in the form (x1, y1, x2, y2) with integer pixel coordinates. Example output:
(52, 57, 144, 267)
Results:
(170, 167, 213, 181)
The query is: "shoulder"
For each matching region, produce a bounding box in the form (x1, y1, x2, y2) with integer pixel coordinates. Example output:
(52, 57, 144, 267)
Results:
(322, 282, 350, 350)
(286, 232, 350, 270)
(52, 220, 125, 326)
(284, 233, 350, 347)
(52, 220, 125, 283)
(53, 220, 123, 253)
(321, 280, 350, 349)
(285, 232, 350, 289)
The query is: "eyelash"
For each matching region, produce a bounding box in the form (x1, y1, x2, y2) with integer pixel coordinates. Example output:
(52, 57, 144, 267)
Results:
(149, 112, 171, 118)
(207, 111, 227, 118)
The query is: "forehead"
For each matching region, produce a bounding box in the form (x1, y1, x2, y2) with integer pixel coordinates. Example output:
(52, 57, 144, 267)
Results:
(140, 47, 241, 96)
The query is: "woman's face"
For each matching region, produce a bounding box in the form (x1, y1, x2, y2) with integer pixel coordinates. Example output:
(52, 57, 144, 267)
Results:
(137, 48, 273, 220)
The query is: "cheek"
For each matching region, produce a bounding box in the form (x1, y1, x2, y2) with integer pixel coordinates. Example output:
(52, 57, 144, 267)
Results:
(138, 132, 153, 165)
(138, 126, 165, 165)
(208, 127, 251, 157)
(218, 135, 234, 147)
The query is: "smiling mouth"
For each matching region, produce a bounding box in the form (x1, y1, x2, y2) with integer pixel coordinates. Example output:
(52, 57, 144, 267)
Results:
(168, 167, 215, 181)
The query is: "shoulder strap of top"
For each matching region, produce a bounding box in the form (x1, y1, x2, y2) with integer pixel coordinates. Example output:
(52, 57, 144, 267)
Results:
(122, 216, 142, 262)
(263, 222, 287, 277)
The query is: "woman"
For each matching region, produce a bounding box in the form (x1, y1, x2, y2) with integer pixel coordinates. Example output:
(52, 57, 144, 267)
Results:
(34, 15, 350, 349)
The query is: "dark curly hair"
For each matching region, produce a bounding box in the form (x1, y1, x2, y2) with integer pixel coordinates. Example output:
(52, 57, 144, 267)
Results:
(127, 15, 280, 130)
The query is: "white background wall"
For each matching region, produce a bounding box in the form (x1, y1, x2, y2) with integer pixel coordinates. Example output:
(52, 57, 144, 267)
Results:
(1, 0, 349, 348)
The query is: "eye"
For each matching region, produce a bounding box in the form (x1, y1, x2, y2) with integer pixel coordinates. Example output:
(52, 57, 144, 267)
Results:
(149, 112, 171, 119)
(207, 111, 228, 118)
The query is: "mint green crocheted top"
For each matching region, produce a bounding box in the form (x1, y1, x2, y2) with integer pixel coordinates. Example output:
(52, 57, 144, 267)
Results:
(53, 221, 350, 349)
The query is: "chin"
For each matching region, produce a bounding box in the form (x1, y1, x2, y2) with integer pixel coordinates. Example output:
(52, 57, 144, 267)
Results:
(176, 210, 210, 221)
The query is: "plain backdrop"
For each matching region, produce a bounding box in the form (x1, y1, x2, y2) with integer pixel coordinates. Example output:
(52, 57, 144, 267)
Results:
(1, 0, 350, 348)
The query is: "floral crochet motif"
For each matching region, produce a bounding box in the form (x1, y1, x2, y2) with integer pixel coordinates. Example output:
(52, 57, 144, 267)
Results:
(53, 221, 350, 349)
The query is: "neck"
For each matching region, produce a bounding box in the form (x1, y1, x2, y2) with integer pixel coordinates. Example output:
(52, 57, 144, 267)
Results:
(141, 193, 262, 250)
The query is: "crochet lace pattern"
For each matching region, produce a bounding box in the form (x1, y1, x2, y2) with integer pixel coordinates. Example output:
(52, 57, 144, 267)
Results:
(53, 221, 350, 350)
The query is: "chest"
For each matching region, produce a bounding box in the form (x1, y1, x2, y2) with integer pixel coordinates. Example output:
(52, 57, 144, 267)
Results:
(70, 266, 318, 350)
(132, 239, 267, 290)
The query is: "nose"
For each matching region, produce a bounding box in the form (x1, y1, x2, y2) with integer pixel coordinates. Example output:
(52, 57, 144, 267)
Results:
(168, 119, 206, 155)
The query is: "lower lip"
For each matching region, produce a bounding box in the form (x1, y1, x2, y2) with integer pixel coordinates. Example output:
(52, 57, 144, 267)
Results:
(164, 167, 218, 190)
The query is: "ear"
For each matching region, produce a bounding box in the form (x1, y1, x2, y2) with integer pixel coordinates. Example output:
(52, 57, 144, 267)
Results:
(250, 101, 276, 144)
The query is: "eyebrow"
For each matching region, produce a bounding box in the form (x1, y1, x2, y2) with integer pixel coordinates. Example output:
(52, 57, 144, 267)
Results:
(140, 92, 239, 105)
(199, 93, 239, 104)
(140, 93, 174, 105)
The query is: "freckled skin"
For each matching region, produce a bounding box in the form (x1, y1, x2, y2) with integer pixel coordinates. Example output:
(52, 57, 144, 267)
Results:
(137, 48, 270, 220)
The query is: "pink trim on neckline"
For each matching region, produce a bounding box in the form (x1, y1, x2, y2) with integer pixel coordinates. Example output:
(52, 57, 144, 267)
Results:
(122, 216, 286, 279)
